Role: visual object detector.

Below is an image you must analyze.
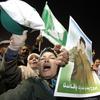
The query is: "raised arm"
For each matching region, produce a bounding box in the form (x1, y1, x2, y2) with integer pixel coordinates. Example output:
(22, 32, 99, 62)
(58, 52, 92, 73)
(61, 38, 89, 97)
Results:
(0, 31, 27, 93)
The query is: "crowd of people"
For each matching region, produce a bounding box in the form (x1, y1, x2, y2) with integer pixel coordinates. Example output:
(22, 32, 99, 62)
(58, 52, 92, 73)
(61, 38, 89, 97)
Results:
(0, 31, 100, 100)
(0, 31, 69, 100)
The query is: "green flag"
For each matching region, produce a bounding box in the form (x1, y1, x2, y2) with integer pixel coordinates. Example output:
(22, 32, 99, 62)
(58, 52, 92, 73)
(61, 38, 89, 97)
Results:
(0, 7, 24, 35)
(0, 0, 45, 35)
(42, 2, 68, 46)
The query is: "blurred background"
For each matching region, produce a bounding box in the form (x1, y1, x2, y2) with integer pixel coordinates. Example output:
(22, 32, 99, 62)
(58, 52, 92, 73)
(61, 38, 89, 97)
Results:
(0, 0, 99, 60)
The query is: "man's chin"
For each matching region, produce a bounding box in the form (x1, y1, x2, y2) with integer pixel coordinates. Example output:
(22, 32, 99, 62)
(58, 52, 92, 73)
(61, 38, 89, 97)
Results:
(42, 74, 54, 79)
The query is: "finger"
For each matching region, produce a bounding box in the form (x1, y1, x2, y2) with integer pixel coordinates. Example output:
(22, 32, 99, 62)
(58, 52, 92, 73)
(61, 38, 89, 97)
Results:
(58, 51, 69, 62)
(56, 56, 69, 66)
(55, 59, 62, 65)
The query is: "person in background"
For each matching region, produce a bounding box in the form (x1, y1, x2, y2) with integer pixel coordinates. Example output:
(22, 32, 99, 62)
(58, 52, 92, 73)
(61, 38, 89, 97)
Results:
(17, 45, 31, 66)
(0, 40, 10, 88)
(92, 58, 100, 79)
(19, 53, 40, 80)
(0, 40, 10, 61)
(0, 31, 38, 94)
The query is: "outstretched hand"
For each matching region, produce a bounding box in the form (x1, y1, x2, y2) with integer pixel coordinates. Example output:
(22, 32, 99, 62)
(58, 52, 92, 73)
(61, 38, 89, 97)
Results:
(8, 30, 28, 51)
(19, 65, 39, 80)
(53, 45, 69, 67)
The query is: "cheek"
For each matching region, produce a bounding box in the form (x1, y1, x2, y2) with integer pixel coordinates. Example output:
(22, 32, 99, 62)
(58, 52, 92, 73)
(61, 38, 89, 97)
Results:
(52, 66, 58, 73)
(50, 62, 58, 73)
(28, 60, 32, 64)
(50, 60, 57, 67)
(39, 61, 43, 66)
(50, 66, 58, 78)
(39, 62, 44, 70)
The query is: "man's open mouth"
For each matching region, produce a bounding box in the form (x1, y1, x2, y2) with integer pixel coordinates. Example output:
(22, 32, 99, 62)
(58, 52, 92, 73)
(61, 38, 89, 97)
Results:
(43, 63, 51, 71)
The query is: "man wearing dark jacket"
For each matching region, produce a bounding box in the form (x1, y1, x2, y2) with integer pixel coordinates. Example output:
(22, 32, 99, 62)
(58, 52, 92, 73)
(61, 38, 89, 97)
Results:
(0, 77, 55, 100)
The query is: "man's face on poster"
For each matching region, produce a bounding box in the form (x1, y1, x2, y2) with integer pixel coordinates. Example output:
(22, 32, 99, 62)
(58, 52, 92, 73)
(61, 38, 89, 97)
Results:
(80, 41, 86, 51)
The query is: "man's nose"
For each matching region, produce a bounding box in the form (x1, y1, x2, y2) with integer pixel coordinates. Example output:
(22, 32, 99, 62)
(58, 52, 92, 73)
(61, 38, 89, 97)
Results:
(44, 58, 49, 62)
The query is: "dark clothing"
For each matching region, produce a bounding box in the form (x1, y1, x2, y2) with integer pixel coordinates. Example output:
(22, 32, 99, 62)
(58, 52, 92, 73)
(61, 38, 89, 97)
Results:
(0, 77, 56, 100)
(17, 55, 28, 66)
(0, 48, 22, 94)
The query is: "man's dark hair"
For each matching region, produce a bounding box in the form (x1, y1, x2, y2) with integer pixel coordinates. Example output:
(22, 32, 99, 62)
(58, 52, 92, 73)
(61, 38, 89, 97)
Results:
(79, 37, 86, 47)
(40, 47, 57, 57)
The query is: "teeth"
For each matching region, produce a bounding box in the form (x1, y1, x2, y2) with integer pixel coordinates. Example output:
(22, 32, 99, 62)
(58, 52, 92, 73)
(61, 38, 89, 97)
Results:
(42, 63, 51, 70)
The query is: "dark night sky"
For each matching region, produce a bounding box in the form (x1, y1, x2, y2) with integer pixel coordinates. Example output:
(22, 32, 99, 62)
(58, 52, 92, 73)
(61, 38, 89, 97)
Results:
(0, 0, 100, 60)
